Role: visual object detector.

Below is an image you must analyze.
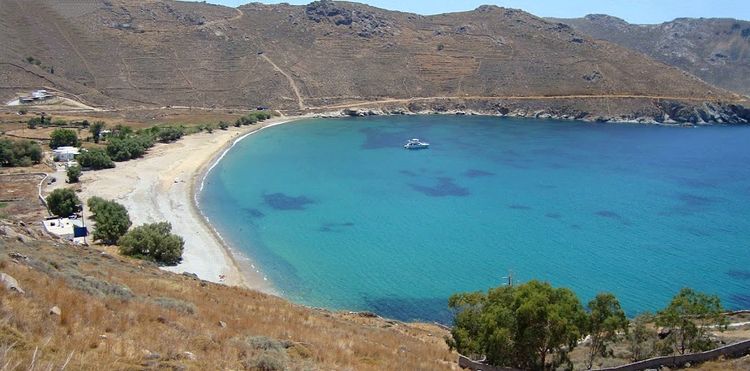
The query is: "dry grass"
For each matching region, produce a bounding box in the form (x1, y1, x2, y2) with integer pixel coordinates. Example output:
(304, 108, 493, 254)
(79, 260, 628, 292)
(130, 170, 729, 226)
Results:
(0, 236, 456, 370)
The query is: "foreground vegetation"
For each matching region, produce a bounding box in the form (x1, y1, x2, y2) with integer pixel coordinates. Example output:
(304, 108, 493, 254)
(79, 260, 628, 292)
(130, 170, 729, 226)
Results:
(0, 139, 42, 167)
(448, 281, 730, 370)
(0, 235, 453, 370)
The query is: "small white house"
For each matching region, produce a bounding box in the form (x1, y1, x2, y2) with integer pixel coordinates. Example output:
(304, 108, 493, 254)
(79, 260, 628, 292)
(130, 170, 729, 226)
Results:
(52, 146, 80, 162)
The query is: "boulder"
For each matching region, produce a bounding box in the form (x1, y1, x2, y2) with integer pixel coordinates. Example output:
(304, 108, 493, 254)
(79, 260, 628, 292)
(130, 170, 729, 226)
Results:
(49, 306, 61, 316)
(179, 351, 197, 361)
(0, 273, 25, 294)
(218, 320, 227, 328)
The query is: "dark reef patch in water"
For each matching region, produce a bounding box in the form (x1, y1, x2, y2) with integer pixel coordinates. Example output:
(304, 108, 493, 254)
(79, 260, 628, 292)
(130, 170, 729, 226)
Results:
(508, 204, 532, 210)
(727, 270, 750, 280)
(399, 170, 418, 177)
(263, 193, 315, 210)
(244, 208, 265, 218)
(677, 193, 719, 207)
(362, 295, 452, 324)
(545, 212, 562, 219)
(463, 169, 494, 178)
(318, 222, 355, 233)
(595, 210, 631, 226)
(672, 177, 718, 189)
(409, 177, 470, 197)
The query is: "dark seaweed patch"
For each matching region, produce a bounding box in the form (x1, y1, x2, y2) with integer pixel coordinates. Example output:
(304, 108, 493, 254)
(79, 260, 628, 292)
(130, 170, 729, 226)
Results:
(678, 193, 718, 207)
(545, 213, 562, 219)
(399, 170, 418, 177)
(263, 193, 314, 210)
(244, 208, 265, 218)
(727, 270, 750, 280)
(409, 177, 470, 197)
(508, 204, 532, 210)
(463, 169, 494, 178)
(318, 222, 355, 233)
(570, 224, 582, 229)
(595, 210, 631, 226)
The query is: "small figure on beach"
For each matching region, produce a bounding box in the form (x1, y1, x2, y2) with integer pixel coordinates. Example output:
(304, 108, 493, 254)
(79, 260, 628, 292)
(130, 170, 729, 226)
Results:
(219, 274, 226, 282)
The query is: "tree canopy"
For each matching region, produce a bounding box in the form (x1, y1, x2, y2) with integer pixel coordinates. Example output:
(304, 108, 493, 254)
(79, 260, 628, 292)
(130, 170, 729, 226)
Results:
(448, 280, 587, 370)
(0, 139, 42, 167)
(77, 148, 115, 169)
(67, 164, 82, 183)
(118, 222, 184, 265)
(90, 121, 106, 143)
(49, 128, 79, 149)
(586, 293, 629, 369)
(87, 197, 131, 245)
(46, 188, 81, 217)
(656, 288, 726, 355)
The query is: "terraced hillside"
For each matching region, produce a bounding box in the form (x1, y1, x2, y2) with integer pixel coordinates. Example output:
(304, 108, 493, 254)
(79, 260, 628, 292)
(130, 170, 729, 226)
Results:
(0, 0, 748, 122)
(554, 15, 750, 96)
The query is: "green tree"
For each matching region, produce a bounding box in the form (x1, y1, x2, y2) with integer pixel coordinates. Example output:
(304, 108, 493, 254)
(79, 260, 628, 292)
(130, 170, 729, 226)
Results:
(156, 126, 184, 143)
(448, 280, 588, 370)
(627, 313, 655, 361)
(586, 293, 629, 369)
(67, 164, 82, 183)
(118, 222, 184, 265)
(87, 197, 131, 245)
(656, 288, 726, 355)
(218, 121, 229, 130)
(46, 188, 80, 217)
(77, 148, 115, 169)
(0, 139, 42, 167)
(49, 128, 79, 149)
(90, 121, 106, 144)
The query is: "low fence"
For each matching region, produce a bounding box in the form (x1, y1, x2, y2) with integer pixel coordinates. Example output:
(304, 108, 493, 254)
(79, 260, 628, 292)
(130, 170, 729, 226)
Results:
(458, 339, 750, 371)
(594, 339, 750, 371)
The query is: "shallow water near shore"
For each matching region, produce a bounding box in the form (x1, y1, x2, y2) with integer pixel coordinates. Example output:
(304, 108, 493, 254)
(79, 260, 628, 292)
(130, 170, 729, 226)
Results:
(200, 115, 750, 323)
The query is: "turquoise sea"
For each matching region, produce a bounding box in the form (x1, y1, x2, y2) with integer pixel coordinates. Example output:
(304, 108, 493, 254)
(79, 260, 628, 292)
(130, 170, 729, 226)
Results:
(199, 115, 750, 323)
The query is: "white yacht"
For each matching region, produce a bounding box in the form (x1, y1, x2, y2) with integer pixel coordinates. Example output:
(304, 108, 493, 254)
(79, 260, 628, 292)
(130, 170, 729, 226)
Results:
(404, 138, 430, 150)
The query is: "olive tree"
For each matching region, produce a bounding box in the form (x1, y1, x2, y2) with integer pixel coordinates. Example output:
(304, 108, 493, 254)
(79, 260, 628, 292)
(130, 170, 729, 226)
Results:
(118, 222, 184, 265)
(87, 197, 131, 245)
(67, 164, 82, 183)
(49, 128, 79, 148)
(90, 121, 106, 143)
(46, 188, 80, 217)
(447, 280, 588, 370)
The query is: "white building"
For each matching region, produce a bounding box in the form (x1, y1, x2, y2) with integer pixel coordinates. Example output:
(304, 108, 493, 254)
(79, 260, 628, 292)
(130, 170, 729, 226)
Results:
(42, 216, 87, 244)
(52, 146, 80, 162)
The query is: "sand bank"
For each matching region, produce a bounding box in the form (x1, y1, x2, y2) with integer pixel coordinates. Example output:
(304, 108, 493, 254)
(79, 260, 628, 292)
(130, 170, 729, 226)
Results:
(79, 116, 302, 290)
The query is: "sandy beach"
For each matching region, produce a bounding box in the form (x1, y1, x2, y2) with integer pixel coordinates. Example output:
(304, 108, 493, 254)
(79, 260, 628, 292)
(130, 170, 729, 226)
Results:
(79, 116, 302, 291)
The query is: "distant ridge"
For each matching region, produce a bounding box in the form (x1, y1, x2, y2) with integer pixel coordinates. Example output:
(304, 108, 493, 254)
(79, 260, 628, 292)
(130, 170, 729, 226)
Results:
(553, 14, 750, 96)
(0, 0, 748, 123)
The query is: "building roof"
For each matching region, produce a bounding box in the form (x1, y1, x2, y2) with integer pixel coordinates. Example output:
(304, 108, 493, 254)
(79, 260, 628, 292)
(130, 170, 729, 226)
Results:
(53, 146, 80, 155)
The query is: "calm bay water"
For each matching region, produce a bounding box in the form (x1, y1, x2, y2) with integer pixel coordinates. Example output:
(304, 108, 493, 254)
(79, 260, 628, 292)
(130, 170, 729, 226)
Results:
(200, 116, 750, 323)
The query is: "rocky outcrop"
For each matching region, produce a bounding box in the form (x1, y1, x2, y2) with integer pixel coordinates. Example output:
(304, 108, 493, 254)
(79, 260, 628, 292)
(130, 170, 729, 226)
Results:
(0, 272, 25, 294)
(305, 0, 393, 37)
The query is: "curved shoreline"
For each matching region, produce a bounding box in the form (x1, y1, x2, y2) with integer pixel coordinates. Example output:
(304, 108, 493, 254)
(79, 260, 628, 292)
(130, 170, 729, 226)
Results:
(79, 115, 305, 291)
(191, 117, 303, 292)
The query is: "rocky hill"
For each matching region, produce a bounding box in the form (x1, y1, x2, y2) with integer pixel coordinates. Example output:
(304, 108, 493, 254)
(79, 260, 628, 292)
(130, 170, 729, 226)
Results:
(553, 15, 750, 97)
(0, 0, 748, 123)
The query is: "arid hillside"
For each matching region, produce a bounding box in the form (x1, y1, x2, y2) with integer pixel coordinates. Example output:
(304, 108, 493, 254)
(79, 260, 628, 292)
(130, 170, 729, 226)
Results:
(0, 0, 748, 122)
(553, 15, 750, 96)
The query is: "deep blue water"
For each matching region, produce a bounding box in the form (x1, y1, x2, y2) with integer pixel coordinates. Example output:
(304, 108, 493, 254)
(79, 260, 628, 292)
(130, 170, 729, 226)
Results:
(200, 115, 750, 323)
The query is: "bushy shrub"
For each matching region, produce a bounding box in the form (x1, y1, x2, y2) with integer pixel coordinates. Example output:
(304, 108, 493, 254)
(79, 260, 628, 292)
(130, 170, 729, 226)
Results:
(46, 188, 81, 217)
(49, 128, 79, 148)
(90, 121, 106, 143)
(156, 126, 185, 143)
(87, 196, 131, 245)
(77, 148, 115, 169)
(67, 164, 82, 183)
(247, 336, 293, 352)
(106, 135, 153, 161)
(0, 139, 42, 167)
(152, 297, 197, 315)
(118, 222, 184, 265)
(218, 121, 229, 130)
(243, 351, 288, 371)
(27, 115, 51, 129)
